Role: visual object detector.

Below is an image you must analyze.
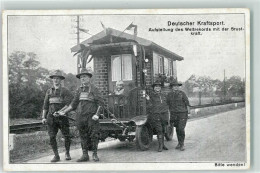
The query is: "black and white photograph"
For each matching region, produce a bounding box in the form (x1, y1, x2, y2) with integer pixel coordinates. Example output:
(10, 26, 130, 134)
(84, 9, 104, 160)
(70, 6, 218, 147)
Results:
(2, 9, 250, 171)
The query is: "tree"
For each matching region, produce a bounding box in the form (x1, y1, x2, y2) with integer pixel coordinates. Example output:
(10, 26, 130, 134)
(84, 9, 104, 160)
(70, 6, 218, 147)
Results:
(226, 76, 245, 97)
(8, 51, 50, 118)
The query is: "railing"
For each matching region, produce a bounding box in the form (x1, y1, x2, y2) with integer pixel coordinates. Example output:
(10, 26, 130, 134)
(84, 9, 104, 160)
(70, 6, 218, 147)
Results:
(9, 100, 245, 134)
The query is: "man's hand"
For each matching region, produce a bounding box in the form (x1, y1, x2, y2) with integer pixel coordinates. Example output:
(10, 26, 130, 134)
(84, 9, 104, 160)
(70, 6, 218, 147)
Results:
(42, 118, 47, 124)
(187, 106, 191, 114)
(92, 114, 99, 121)
(145, 94, 150, 100)
(58, 111, 66, 116)
(53, 112, 60, 117)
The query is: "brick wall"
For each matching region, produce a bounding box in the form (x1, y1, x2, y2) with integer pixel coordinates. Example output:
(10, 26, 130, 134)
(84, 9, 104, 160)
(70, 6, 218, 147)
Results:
(93, 55, 109, 104)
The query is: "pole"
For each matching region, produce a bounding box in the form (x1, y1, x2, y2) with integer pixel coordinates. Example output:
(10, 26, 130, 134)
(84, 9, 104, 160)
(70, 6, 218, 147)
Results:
(76, 15, 80, 74)
(224, 69, 226, 101)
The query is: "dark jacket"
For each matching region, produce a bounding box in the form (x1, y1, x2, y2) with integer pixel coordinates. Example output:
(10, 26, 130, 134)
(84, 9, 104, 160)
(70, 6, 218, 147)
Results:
(147, 91, 169, 114)
(166, 90, 190, 113)
(70, 84, 103, 120)
(43, 86, 73, 117)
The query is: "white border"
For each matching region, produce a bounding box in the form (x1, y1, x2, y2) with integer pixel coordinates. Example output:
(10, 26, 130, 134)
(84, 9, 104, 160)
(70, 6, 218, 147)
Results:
(2, 8, 250, 171)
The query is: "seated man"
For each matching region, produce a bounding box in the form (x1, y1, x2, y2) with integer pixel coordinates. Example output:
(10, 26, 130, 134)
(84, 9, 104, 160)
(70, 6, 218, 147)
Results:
(113, 80, 126, 117)
(114, 80, 125, 95)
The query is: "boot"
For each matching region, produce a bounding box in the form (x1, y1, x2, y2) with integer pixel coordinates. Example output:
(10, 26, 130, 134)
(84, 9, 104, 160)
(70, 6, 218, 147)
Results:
(175, 143, 181, 150)
(65, 151, 71, 160)
(51, 155, 60, 162)
(65, 138, 71, 160)
(180, 142, 185, 151)
(162, 138, 168, 150)
(50, 138, 60, 162)
(77, 149, 89, 162)
(92, 152, 100, 162)
(157, 135, 163, 152)
(92, 139, 100, 161)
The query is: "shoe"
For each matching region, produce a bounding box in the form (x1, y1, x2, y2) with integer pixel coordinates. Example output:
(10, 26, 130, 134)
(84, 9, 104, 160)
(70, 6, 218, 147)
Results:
(77, 153, 89, 162)
(162, 139, 168, 150)
(51, 155, 60, 162)
(65, 152, 71, 160)
(180, 145, 185, 151)
(175, 143, 181, 150)
(92, 152, 100, 162)
(163, 144, 168, 150)
(157, 137, 163, 152)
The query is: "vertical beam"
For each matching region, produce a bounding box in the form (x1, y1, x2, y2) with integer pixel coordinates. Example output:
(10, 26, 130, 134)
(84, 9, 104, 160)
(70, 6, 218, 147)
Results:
(76, 15, 80, 74)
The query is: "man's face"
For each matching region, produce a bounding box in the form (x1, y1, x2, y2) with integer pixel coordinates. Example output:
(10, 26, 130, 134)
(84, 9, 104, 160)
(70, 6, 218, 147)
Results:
(172, 86, 179, 91)
(52, 76, 62, 86)
(116, 84, 124, 90)
(80, 74, 91, 85)
(154, 85, 161, 93)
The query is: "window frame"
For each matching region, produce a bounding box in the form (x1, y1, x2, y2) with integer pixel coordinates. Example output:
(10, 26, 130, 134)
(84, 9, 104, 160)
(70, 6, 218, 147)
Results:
(111, 54, 132, 82)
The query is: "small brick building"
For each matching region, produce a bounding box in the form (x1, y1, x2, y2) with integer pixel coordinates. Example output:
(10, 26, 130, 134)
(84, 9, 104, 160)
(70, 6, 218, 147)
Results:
(71, 28, 183, 118)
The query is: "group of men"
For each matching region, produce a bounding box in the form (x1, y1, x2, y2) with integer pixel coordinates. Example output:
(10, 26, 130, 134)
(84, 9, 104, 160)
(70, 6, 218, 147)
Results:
(42, 68, 190, 163)
(146, 79, 190, 152)
(42, 68, 102, 162)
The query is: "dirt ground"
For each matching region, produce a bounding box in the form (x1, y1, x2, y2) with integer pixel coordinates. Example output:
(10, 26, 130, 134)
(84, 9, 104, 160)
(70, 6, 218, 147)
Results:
(27, 108, 247, 163)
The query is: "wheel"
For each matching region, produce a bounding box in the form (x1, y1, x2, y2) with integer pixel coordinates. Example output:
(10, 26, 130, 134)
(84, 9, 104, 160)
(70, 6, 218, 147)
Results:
(118, 137, 126, 142)
(135, 125, 152, 151)
(165, 123, 174, 141)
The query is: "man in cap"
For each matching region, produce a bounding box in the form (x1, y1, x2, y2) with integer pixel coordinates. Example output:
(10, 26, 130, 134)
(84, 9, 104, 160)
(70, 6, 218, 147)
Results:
(58, 68, 103, 162)
(42, 70, 73, 162)
(146, 80, 169, 152)
(166, 79, 190, 151)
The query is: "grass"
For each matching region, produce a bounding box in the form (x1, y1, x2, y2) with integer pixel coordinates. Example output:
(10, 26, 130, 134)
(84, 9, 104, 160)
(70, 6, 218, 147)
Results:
(189, 102, 245, 119)
(188, 96, 244, 106)
(10, 126, 80, 163)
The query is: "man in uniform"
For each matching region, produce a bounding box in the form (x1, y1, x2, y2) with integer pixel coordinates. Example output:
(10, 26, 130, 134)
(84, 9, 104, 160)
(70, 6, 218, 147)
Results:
(42, 70, 73, 162)
(146, 80, 169, 152)
(58, 68, 103, 162)
(166, 79, 190, 151)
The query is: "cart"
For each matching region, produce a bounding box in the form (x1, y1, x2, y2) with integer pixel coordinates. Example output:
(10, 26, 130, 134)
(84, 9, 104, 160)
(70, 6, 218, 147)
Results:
(71, 27, 183, 150)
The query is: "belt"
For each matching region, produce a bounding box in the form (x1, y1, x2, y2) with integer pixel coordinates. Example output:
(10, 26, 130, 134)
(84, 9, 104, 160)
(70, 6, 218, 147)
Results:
(49, 97, 63, 104)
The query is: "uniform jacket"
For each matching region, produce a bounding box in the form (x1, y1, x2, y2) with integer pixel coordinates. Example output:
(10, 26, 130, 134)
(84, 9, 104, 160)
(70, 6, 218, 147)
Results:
(70, 84, 104, 119)
(166, 90, 190, 113)
(43, 86, 73, 117)
(147, 91, 169, 114)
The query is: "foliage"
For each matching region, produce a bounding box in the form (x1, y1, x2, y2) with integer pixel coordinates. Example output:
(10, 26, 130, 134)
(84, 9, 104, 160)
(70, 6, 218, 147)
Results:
(8, 51, 78, 119)
(182, 74, 245, 99)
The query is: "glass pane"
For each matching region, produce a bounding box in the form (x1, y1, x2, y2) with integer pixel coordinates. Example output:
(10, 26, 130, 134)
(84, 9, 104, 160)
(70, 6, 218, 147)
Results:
(173, 60, 177, 78)
(122, 54, 132, 80)
(153, 52, 159, 76)
(159, 56, 163, 74)
(164, 58, 169, 76)
(169, 60, 173, 76)
(111, 55, 121, 81)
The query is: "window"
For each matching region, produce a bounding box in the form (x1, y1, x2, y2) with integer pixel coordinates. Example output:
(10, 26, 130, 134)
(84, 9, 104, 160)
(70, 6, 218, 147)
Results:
(164, 58, 169, 76)
(111, 54, 132, 81)
(172, 60, 177, 78)
(169, 60, 173, 76)
(153, 52, 164, 76)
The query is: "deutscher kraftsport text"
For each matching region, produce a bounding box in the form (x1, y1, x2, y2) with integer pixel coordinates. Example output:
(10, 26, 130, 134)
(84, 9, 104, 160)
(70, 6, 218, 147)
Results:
(148, 20, 244, 36)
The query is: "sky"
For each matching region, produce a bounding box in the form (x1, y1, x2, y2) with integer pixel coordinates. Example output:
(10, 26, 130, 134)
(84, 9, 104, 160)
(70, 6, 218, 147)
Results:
(8, 14, 246, 81)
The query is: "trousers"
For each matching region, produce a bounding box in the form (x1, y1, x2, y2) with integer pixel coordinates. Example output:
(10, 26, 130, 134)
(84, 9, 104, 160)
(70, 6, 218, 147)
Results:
(148, 112, 169, 136)
(76, 115, 100, 152)
(170, 112, 188, 145)
(47, 116, 71, 152)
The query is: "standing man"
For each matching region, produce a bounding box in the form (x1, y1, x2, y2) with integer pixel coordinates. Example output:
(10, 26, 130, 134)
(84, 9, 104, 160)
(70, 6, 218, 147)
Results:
(42, 70, 73, 162)
(166, 79, 190, 151)
(58, 68, 103, 162)
(146, 80, 169, 152)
